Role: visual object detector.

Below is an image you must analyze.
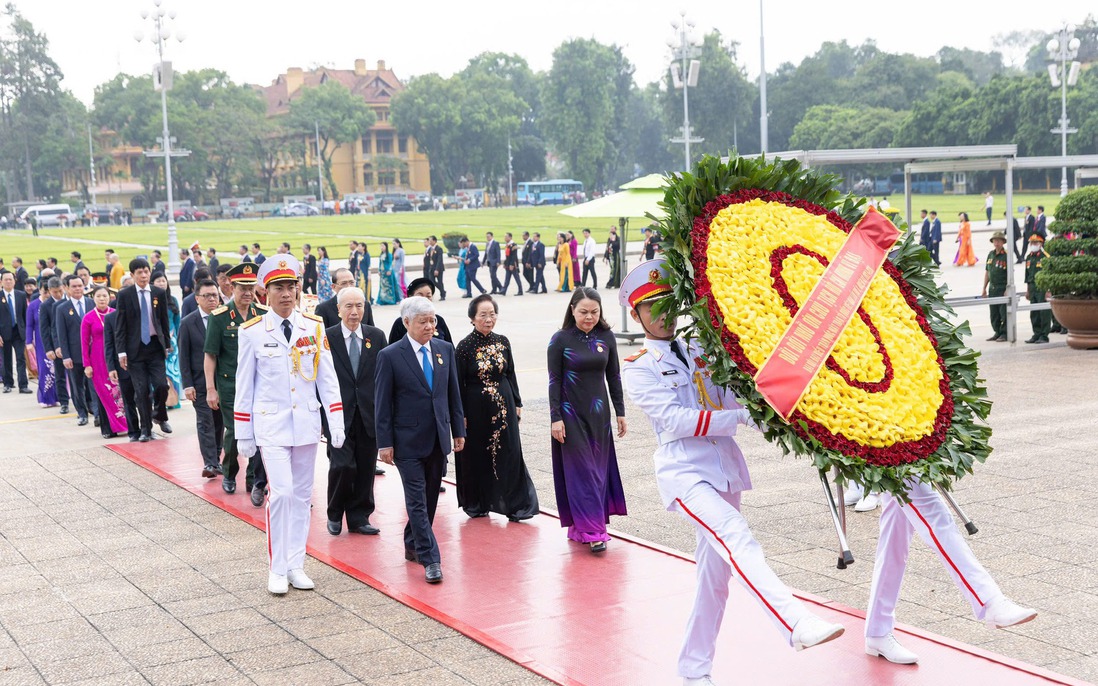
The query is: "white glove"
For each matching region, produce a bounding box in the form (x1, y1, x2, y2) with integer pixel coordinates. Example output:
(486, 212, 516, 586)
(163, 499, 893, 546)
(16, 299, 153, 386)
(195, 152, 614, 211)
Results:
(331, 429, 346, 450)
(736, 410, 763, 432)
(238, 439, 257, 457)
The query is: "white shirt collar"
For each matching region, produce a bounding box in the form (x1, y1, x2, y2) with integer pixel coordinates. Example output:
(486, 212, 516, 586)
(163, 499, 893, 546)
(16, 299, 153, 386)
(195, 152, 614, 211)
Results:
(407, 335, 431, 355)
(341, 322, 360, 340)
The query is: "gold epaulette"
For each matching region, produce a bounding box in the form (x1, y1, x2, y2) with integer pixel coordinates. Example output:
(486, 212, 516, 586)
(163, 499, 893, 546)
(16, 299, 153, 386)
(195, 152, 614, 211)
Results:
(241, 315, 263, 329)
(303, 312, 323, 322)
(624, 349, 648, 362)
(211, 305, 228, 315)
(254, 303, 270, 311)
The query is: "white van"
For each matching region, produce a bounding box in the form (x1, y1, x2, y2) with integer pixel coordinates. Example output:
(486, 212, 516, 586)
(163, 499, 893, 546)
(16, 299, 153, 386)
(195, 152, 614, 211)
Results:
(20, 204, 77, 227)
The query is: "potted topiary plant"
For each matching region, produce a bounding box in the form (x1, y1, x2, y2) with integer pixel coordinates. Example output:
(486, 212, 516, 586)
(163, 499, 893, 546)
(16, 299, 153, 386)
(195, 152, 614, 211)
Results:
(441, 231, 468, 257)
(1037, 186, 1098, 350)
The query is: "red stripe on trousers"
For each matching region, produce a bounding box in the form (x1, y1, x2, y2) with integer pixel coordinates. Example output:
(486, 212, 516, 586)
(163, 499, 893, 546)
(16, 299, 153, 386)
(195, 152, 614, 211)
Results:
(908, 501, 984, 606)
(266, 503, 273, 570)
(676, 498, 793, 633)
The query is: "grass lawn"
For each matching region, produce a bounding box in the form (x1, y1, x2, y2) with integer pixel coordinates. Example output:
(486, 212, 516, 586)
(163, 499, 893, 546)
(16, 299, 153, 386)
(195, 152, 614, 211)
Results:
(0, 206, 651, 266)
(0, 193, 1066, 267)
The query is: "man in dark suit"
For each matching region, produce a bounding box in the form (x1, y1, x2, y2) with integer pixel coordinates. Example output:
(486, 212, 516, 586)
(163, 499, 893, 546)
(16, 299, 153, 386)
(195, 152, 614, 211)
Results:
(530, 232, 547, 294)
(1020, 207, 1037, 263)
(918, 210, 931, 251)
(316, 268, 373, 329)
(206, 248, 220, 275)
(485, 232, 502, 294)
(38, 276, 70, 413)
(11, 257, 28, 291)
(421, 238, 432, 279)
(929, 211, 942, 267)
(428, 236, 446, 300)
(180, 279, 224, 475)
(521, 231, 534, 290)
(178, 249, 197, 298)
(324, 287, 387, 536)
(104, 307, 140, 441)
(251, 243, 266, 265)
(461, 237, 485, 298)
(114, 258, 171, 442)
(238, 245, 252, 264)
(375, 296, 465, 583)
(0, 271, 30, 392)
(1035, 206, 1048, 240)
(55, 274, 96, 424)
(150, 250, 166, 278)
(70, 251, 86, 274)
(301, 244, 318, 295)
(180, 268, 211, 319)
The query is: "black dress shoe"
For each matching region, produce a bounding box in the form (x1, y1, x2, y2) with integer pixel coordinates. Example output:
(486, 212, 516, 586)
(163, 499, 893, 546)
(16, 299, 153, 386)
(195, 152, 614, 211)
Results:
(1025, 336, 1039, 344)
(202, 465, 218, 478)
(404, 548, 417, 562)
(77, 417, 88, 427)
(327, 520, 342, 536)
(425, 563, 443, 584)
(349, 523, 380, 535)
(374, 466, 386, 475)
(222, 478, 236, 494)
(129, 435, 140, 442)
(464, 510, 489, 519)
(18, 388, 31, 394)
(994, 335, 1008, 342)
(59, 405, 69, 415)
(93, 417, 100, 427)
(2, 387, 11, 393)
(138, 432, 151, 442)
(439, 485, 447, 493)
(159, 421, 172, 434)
(250, 485, 265, 507)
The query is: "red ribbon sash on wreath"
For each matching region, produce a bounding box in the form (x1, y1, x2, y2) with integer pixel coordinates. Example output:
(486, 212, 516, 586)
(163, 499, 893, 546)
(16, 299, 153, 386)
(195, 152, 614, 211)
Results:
(754, 207, 900, 419)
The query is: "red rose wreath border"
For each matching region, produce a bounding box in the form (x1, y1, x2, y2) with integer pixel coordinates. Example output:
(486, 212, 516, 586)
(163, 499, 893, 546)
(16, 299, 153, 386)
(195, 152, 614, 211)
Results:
(652, 154, 993, 499)
(689, 188, 954, 468)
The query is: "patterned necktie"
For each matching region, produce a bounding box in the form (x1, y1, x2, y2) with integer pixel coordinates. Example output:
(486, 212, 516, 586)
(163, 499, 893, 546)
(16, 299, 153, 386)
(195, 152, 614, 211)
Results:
(420, 346, 433, 390)
(139, 290, 150, 344)
(282, 319, 292, 342)
(349, 331, 361, 375)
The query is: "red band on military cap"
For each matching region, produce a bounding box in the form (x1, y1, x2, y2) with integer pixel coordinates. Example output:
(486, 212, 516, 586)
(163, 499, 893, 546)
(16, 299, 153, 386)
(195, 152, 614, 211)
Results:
(629, 282, 672, 309)
(262, 268, 298, 286)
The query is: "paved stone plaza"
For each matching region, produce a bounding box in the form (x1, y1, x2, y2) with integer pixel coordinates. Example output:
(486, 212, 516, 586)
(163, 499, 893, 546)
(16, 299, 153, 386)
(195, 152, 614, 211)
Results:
(0, 234, 1095, 684)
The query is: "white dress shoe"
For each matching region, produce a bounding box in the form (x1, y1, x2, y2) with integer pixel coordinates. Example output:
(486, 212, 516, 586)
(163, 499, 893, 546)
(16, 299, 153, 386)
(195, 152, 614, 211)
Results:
(866, 632, 919, 664)
(791, 615, 845, 651)
(267, 572, 288, 595)
(287, 569, 315, 590)
(983, 596, 1037, 628)
(844, 483, 864, 506)
(683, 677, 716, 686)
(854, 493, 880, 512)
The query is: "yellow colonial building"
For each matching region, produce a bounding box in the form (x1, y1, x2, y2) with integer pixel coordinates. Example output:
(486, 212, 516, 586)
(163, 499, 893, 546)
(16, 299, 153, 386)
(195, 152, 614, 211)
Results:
(60, 130, 147, 208)
(262, 59, 431, 199)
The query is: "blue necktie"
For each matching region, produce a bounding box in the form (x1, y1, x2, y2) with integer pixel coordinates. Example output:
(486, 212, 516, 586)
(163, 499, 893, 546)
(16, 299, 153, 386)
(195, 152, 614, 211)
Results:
(139, 290, 151, 344)
(420, 346, 433, 390)
(7, 294, 13, 325)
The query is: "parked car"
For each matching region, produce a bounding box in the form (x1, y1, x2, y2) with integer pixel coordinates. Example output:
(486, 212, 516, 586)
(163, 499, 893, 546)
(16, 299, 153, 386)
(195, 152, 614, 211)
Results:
(281, 202, 319, 217)
(20, 204, 77, 227)
(384, 199, 414, 212)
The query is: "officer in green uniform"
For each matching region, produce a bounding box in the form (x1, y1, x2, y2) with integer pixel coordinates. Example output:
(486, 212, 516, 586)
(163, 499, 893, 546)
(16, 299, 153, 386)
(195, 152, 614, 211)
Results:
(204, 262, 268, 503)
(1023, 234, 1051, 344)
(980, 230, 1009, 342)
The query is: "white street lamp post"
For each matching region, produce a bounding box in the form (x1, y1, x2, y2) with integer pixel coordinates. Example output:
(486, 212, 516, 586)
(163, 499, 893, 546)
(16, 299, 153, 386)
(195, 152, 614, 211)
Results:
(668, 12, 702, 171)
(1047, 24, 1082, 198)
(315, 121, 324, 206)
(134, 0, 187, 279)
(759, 0, 768, 153)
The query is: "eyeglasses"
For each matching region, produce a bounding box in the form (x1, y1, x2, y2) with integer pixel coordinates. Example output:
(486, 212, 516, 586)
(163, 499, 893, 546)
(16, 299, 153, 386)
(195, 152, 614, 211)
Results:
(198, 293, 220, 299)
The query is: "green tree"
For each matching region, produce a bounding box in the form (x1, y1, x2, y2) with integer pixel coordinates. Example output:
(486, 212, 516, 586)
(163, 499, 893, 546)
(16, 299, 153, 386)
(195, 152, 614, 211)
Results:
(0, 3, 63, 201)
(286, 80, 376, 198)
(789, 104, 907, 150)
(390, 74, 461, 193)
(31, 91, 89, 200)
(541, 38, 633, 189)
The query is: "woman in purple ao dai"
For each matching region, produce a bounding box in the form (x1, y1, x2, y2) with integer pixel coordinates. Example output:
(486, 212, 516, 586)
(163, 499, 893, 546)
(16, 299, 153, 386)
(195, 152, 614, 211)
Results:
(548, 287, 627, 553)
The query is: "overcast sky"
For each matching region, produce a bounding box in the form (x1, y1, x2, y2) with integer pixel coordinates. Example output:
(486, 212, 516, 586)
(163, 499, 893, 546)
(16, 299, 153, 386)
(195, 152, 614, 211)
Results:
(18, 1, 1097, 105)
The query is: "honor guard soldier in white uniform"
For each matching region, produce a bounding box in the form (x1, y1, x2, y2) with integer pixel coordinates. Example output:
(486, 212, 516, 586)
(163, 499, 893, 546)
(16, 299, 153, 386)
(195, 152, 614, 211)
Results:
(235, 255, 345, 595)
(619, 259, 844, 686)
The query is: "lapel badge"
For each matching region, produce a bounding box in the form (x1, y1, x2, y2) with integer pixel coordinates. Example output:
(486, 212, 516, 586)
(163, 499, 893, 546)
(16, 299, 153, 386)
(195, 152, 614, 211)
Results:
(365, 338, 371, 349)
(69, 309, 75, 315)
(153, 298, 159, 308)
(596, 344, 604, 353)
(435, 353, 443, 366)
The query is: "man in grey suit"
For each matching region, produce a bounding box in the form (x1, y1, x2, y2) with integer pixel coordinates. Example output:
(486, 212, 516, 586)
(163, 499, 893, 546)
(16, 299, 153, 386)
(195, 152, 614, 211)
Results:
(485, 232, 502, 294)
(180, 279, 224, 476)
(374, 296, 465, 584)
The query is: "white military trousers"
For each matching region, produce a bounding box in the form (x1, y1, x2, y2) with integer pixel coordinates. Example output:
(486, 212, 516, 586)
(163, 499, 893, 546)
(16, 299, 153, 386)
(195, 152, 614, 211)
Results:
(674, 482, 811, 679)
(865, 480, 1003, 637)
(263, 444, 317, 576)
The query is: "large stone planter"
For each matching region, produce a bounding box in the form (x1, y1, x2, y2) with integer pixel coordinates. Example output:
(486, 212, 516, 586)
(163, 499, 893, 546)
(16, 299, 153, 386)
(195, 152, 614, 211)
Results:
(1049, 297, 1098, 350)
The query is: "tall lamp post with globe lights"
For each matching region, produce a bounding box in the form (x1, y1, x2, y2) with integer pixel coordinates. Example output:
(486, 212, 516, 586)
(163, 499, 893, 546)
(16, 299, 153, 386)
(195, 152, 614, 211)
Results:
(1047, 24, 1082, 198)
(134, 0, 189, 278)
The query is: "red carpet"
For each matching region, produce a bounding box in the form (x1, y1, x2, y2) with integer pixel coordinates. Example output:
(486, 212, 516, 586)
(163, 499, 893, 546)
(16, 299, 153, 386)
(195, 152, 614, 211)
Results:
(108, 438, 1086, 686)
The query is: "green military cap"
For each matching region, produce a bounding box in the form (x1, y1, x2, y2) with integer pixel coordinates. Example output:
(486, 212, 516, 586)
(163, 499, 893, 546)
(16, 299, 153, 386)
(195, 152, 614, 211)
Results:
(227, 262, 259, 285)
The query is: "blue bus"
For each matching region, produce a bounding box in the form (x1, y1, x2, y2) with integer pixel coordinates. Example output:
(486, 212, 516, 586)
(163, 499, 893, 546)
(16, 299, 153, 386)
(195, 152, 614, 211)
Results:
(515, 179, 584, 205)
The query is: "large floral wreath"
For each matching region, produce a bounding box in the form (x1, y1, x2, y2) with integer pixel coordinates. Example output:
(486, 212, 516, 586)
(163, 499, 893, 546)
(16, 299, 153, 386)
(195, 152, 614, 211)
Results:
(654, 155, 992, 499)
